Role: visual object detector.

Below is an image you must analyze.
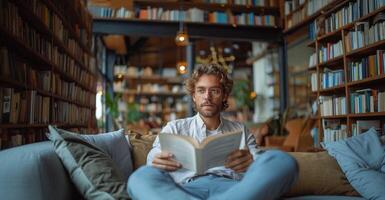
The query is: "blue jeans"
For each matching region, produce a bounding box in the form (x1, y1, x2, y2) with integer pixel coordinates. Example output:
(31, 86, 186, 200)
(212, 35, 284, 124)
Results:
(127, 150, 298, 200)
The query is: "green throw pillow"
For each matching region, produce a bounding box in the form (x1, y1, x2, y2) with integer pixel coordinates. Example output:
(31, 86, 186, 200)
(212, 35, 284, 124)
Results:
(47, 126, 130, 200)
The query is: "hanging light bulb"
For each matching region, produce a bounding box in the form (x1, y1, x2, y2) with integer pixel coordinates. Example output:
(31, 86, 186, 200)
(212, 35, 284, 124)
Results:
(175, 30, 189, 46)
(176, 61, 187, 74)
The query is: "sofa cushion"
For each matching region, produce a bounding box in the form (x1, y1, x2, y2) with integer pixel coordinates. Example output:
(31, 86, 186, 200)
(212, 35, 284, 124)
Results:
(128, 132, 157, 169)
(0, 142, 80, 200)
(285, 152, 359, 197)
(80, 129, 133, 179)
(47, 126, 130, 200)
(322, 128, 385, 200)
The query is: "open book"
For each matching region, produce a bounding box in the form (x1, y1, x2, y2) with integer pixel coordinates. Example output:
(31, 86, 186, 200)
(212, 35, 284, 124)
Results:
(159, 131, 242, 174)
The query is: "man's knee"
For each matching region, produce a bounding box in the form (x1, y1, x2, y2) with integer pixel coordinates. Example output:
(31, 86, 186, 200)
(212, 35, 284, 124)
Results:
(128, 166, 162, 189)
(251, 150, 298, 174)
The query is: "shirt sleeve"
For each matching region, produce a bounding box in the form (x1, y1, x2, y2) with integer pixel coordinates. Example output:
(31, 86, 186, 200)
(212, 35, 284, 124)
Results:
(146, 122, 174, 165)
(243, 125, 260, 160)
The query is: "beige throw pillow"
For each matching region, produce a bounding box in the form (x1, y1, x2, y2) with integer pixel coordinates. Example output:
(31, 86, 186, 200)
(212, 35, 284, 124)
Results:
(285, 152, 359, 197)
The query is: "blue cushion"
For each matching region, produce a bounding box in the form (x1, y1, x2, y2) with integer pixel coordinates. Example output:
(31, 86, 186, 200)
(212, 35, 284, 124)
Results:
(322, 128, 385, 200)
(80, 129, 133, 179)
(0, 142, 80, 200)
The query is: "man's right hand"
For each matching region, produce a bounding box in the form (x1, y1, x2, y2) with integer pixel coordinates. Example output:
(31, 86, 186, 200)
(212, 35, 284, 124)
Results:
(152, 151, 182, 171)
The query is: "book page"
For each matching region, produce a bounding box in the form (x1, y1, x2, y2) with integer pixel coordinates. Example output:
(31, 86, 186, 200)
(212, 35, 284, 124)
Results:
(159, 134, 197, 172)
(198, 131, 242, 173)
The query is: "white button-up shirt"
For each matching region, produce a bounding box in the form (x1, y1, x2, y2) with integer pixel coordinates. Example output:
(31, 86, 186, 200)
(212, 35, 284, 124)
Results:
(147, 113, 259, 184)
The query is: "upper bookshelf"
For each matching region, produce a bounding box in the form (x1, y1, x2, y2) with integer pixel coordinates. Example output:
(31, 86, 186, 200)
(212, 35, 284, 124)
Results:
(283, 0, 342, 34)
(89, 0, 282, 41)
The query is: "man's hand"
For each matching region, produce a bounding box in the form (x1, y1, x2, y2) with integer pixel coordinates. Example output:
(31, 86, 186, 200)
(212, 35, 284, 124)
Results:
(225, 149, 253, 173)
(152, 151, 182, 171)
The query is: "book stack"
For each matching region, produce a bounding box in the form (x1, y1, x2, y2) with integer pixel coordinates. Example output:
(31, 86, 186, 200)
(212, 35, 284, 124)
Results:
(351, 120, 381, 136)
(350, 88, 385, 113)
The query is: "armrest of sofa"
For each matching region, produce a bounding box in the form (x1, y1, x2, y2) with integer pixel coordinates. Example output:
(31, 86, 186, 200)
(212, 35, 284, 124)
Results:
(0, 142, 80, 200)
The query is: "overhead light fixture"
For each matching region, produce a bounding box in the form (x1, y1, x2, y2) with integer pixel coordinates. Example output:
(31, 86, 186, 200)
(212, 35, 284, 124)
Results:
(175, 30, 189, 46)
(176, 61, 187, 74)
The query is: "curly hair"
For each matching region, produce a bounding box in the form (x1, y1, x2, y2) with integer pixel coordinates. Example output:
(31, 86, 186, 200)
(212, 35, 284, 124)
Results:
(185, 63, 233, 110)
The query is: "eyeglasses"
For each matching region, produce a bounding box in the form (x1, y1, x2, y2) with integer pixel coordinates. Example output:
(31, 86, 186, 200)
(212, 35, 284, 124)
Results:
(195, 87, 222, 98)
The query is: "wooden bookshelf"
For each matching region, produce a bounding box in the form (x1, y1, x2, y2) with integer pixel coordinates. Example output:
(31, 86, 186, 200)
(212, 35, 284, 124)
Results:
(305, 2, 385, 145)
(0, 0, 96, 149)
(134, 1, 279, 14)
(283, 0, 344, 34)
(93, 18, 281, 41)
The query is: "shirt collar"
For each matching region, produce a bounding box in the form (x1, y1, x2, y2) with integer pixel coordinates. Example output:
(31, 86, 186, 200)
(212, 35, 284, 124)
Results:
(195, 113, 224, 133)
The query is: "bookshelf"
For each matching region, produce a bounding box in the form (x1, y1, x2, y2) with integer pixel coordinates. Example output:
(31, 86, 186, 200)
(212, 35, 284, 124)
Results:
(307, 1, 385, 144)
(89, 0, 279, 27)
(113, 72, 188, 129)
(0, 0, 96, 149)
(283, 0, 340, 34)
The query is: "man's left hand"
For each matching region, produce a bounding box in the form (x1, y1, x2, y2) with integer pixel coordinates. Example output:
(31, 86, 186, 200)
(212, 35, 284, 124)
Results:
(224, 149, 253, 173)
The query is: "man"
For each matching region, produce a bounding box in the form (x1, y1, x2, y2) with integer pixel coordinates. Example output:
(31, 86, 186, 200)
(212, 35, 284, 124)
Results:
(128, 64, 298, 200)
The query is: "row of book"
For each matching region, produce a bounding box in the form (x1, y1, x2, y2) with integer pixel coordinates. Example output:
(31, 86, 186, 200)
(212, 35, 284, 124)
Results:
(214, 0, 267, 6)
(307, 0, 333, 16)
(24, 0, 92, 52)
(349, 51, 385, 82)
(350, 88, 385, 113)
(319, 119, 383, 143)
(285, 0, 332, 29)
(0, 89, 50, 124)
(318, 40, 343, 63)
(52, 73, 96, 107)
(0, 46, 95, 92)
(0, 129, 46, 149)
(351, 120, 383, 136)
(137, 8, 276, 26)
(324, 0, 385, 33)
(319, 96, 347, 116)
(345, 20, 385, 52)
(1, 1, 93, 73)
(0, 87, 96, 124)
(321, 68, 345, 89)
(88, 6, 134, 18)
(51, 101, 93, 125)
(284, 0, 305, 15)
(322, 119, 347, 142)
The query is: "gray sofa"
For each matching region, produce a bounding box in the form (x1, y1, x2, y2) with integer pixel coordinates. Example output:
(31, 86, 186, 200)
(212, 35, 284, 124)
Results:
(0, 140, 365, 200)
(0, 142, 81, 200)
